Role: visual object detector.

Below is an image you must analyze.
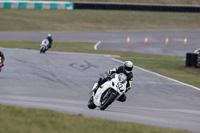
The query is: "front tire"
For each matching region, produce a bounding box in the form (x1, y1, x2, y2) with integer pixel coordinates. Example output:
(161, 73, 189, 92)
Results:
(99, 92, 116, 110)
(88, 96, 96, 109)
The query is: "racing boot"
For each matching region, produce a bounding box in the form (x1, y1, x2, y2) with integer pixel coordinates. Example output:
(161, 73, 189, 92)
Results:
(93, 78, 103, 94)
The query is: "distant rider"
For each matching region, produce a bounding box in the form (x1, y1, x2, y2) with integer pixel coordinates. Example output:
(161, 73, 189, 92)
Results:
(46, 34, 53, 48)
(93, 61, 134, 102)
(0, 50, 5, 67)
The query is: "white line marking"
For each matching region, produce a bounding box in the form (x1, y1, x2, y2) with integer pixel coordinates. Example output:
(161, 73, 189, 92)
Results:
(134, 81, 183, 85)
(94, 41, 101, 50)
(111, 58, 200, 91)
(111, 105, 200, 115)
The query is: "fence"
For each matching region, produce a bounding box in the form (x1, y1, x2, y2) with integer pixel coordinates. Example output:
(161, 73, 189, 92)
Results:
(74, 2, 200, 12)
(0, 1, 74, 10)
(1, 1, 200, 12)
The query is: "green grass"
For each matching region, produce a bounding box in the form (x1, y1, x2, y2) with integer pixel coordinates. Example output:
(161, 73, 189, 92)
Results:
(0, 40, 95, 52)
(0, 40, 199, 88)
(0, 104, 190, 133)
(1, 9, 200, 31)
(120, 58, 200, 87)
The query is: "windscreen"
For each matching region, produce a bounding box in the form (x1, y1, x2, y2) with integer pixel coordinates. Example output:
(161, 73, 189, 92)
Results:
(118, 73, 127, 83)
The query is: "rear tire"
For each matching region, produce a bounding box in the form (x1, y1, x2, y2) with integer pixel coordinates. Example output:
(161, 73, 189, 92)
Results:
(88, 96, 96, 109)
(99, 92, 116, 110)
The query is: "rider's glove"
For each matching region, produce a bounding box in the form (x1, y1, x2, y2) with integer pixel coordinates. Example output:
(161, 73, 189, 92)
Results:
(107, 75, 112, 80)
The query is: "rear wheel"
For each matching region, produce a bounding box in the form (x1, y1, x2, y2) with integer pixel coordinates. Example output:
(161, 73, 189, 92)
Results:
(87, 96, 96, 109)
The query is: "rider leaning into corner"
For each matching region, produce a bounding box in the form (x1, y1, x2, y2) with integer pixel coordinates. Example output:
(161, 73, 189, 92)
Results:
(46, 34, 53, 48)
(93, 61, 134, 102)
(0, 50, 5, 67)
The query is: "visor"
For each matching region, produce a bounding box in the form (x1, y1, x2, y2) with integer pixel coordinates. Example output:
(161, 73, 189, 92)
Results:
(125, 69, 130, 74)
(125, 66, 132, 71)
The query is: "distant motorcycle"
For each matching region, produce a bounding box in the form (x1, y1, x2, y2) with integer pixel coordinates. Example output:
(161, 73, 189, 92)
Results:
(0, 57, 3, 72)
(40, 39, 49, 53)
(88, 73, 127, 110)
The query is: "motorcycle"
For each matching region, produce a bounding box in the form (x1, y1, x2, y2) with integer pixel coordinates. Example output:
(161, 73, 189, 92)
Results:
(88, 73, 127, 110)
(40, 39, 49, 53)
(0, 57, 2, 72)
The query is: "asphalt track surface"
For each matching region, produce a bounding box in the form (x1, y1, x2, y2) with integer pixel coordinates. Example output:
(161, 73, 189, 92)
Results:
(0, 30, 200, 56)
(0, 30, 200, 132)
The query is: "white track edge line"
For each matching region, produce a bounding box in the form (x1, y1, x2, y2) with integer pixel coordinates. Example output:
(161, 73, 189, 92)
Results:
(94, 41, 101, 50)
(111, 58, 200, 91)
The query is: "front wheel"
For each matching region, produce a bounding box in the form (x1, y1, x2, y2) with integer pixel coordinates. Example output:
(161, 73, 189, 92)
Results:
(88, 96, 96, 109)
(40, 47, 44, 53)
(99, 92, 116, 110)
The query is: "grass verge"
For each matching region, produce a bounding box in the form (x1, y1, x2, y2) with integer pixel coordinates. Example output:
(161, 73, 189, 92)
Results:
(0, 40, 199, 88)
(0, 104, 190, 133)
(1, 9, 200, 31)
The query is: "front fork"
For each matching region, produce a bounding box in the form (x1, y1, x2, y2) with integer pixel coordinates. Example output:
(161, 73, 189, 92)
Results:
(101, 88, 118, 102)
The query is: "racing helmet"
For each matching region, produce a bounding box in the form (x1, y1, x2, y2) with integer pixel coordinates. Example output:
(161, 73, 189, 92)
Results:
(48, 34, 51, 37)
(123, 61, 133, 74)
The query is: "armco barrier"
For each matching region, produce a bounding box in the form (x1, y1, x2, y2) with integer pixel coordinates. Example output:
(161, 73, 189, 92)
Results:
(0, 1, 74, 10)
(74, 2, 200, 12)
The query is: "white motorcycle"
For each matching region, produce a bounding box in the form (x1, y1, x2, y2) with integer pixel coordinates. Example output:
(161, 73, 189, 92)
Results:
(88, 73, 127, 110)
(40, 39, 49, 53)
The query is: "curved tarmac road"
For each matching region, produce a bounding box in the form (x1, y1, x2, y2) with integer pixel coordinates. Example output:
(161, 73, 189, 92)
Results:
(0, 31, 200, 132)
(0, 30, 200, 56)
(0, 48, 200, 132)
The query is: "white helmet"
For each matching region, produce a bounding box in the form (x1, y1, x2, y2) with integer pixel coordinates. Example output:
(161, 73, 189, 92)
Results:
(48, 34, 51, 37)
(123, 61, 133, 73)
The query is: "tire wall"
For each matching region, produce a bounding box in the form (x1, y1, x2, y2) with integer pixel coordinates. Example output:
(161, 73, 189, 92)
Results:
(186, 53, 200, 68)
(74, 2, 200, 12)
(1, 1, 200, 12)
